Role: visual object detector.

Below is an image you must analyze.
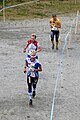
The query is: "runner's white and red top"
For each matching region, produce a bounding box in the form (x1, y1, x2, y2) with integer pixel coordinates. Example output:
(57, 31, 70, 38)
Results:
(26, 40, 40, 58)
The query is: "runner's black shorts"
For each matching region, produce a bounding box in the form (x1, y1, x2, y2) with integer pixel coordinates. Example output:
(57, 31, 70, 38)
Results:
(50, 30, 59, 41)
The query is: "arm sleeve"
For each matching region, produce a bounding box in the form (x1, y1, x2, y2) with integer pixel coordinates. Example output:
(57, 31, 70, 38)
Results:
(37, 42, 40, 47)
(35, 62, 41, 68)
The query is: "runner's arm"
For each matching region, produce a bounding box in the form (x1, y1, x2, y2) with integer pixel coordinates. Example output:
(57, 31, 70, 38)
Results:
(23, 40, 31, 53)
(23, 44, 28, 53)
(35, 42, 42, 53)
(50, 20, 54, 28)
(24, 60, 28, 73)
(55, 22, 61, 28)
(35, 46, 42, 53)
(34, 65, 42, 72)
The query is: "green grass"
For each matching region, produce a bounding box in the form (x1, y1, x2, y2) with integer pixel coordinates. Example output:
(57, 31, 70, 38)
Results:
(0, 0, 80, 20)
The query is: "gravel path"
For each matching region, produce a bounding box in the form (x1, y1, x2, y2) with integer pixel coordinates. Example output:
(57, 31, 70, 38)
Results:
(0, 14, 80, 120)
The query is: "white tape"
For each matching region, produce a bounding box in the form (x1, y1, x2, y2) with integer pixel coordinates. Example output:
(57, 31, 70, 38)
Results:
(0, 0, 39, 12)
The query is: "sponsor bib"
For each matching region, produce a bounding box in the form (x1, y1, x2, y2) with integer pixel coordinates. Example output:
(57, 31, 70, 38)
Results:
(51, 26, 58, 31)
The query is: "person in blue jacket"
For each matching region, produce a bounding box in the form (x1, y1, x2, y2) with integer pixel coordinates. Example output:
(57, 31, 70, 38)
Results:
(24, 51, 42, 105)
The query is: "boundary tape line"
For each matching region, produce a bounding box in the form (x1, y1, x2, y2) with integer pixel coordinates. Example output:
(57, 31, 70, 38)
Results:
(50, 14, 79, 120)
(0, 0, 39, 12)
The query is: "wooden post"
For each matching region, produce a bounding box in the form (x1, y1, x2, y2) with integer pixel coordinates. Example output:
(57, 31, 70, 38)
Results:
(75, 10, 79, 34)
(3, 0, 5, 22)
(75, 0, 77, 4)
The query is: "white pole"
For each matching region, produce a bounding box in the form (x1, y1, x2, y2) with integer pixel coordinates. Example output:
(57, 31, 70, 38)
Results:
(75, 10, 79, 34)
(3, 0, 5, 22)
(67, 21, 72, 49)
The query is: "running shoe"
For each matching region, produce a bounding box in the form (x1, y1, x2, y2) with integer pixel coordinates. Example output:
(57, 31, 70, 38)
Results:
(52, 45, 54, 49)
(32, 91, 36, 98)
(29, 99, 32, 105)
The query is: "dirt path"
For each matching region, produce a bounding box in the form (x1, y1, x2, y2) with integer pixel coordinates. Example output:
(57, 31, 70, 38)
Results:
(0, 14, 80, 120)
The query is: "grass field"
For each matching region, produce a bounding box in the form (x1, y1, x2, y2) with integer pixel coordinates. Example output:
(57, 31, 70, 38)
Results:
(0, 0, 80, 20)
